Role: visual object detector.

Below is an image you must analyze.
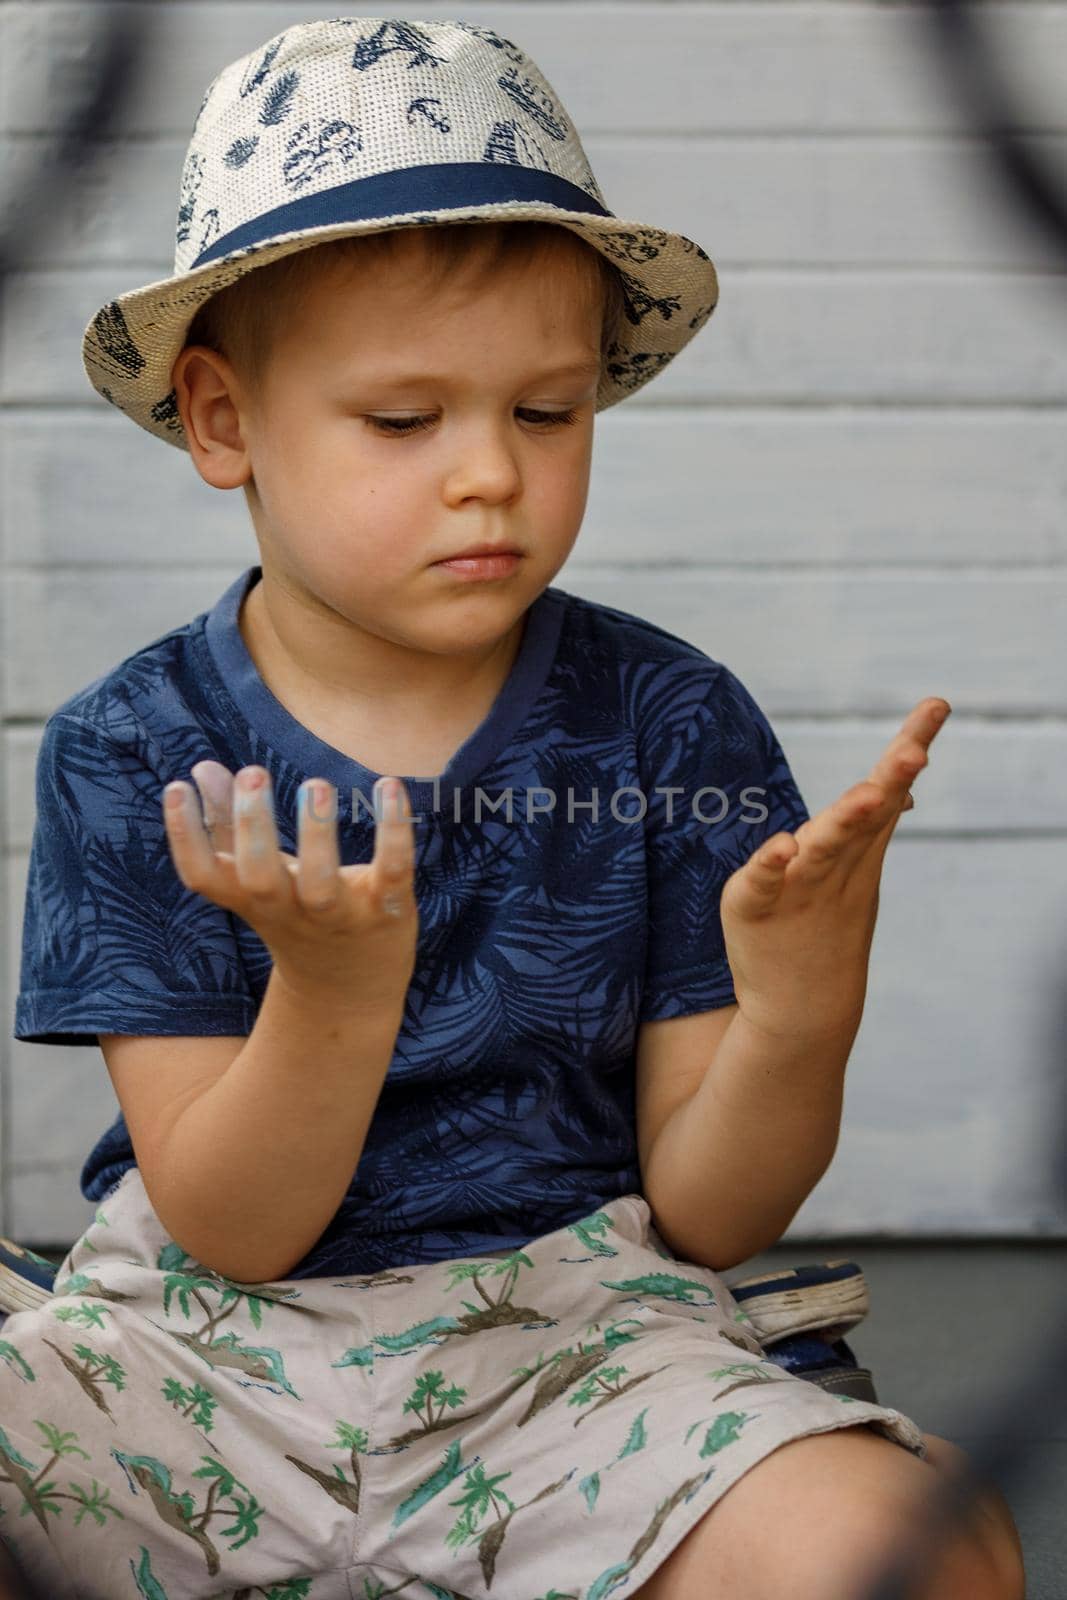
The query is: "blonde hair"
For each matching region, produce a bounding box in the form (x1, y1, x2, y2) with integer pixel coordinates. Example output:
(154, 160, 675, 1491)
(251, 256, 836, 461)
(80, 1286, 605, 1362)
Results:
(183, 219, 628, 396)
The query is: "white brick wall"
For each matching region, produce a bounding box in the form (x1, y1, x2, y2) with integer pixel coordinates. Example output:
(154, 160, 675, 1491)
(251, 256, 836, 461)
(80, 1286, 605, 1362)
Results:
(3, 2, 1066, 1244)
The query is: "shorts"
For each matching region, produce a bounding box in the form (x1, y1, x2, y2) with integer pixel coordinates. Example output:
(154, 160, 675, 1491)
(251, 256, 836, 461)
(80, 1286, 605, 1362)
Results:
(0, 1167, 927, 1599)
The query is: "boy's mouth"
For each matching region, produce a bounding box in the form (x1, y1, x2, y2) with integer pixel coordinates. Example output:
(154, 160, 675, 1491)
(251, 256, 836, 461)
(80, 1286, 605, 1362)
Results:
(433, 552, 523, 579)
(434, 542, 524, 561)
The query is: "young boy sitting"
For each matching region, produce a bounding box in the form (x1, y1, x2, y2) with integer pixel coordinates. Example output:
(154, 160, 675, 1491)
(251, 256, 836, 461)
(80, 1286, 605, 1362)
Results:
(5, 17, 1023, 1600)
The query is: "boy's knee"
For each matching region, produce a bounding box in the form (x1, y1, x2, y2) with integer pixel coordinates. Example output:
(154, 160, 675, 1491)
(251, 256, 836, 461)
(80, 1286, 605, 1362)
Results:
(918, 1431, 1026, 1600)
(0, 1535, 46, 1600)
(632, 1421, 1021, 1600)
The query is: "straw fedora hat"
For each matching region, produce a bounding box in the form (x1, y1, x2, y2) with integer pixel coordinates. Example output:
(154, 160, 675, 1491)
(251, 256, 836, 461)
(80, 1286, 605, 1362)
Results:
(82, 16, 720, 451)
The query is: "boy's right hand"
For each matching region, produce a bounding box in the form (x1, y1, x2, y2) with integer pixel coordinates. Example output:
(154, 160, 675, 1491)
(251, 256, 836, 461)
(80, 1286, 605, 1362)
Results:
(162, 763, 417, 1015)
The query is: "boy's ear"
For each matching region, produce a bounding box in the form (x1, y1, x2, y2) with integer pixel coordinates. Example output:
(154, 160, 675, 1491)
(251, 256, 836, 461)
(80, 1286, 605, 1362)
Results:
(171, 344, 253, 491)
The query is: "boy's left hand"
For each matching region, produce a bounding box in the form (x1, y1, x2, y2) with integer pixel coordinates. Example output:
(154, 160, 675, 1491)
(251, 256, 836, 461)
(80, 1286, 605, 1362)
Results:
(719, 697, 952, 1045)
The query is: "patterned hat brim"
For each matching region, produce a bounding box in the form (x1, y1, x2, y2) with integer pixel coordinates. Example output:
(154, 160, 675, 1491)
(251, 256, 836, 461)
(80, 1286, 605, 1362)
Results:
(82, 199, 719, 452)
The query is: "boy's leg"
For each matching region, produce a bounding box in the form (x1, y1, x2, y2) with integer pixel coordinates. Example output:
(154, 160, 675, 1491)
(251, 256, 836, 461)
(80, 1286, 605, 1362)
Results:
(0, 1175, 371, 1599)
(917, 1432, 1026, 1593)
(0, 1533, 45, 1600)
(631, 1423, 1025, 1600)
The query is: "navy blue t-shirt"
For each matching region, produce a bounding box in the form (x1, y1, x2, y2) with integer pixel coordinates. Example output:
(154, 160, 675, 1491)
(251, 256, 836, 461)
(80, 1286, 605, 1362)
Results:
(15, 565, 810, 1275)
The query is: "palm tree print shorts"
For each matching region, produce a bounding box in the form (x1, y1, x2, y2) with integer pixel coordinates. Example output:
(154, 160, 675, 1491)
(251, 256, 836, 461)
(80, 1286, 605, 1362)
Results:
(0, 1167, 928, 1600)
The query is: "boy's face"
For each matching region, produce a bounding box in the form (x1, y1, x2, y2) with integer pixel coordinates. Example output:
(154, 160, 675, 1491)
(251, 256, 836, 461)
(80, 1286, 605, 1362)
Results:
(184, 233, 602, 662)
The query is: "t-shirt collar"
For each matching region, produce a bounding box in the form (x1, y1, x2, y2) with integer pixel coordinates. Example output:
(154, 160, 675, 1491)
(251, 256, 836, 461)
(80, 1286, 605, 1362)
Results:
(202, 564, 566, 815)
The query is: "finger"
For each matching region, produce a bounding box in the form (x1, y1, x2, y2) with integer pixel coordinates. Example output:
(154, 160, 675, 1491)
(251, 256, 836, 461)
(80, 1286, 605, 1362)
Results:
(233, 767, 291, 901)
(372, 777, 415, 918)
(163, 780, 232, 898)
(190, 760, 236, 856)
(865, 699, 950, 803)
(905, 696, 951, 747)
(295, 779, 342, 912)
(733, 830, 799, 910)
(787, 781, 893, 879)
(832, 779, 917, 879)
(857, 782, 916, 858)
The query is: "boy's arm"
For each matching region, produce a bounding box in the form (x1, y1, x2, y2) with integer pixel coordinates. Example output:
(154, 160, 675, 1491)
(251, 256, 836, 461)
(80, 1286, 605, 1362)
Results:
(150, 970, 404, 1282)
(641, 1005, 855, 1273)
(644, 698, 949, 1274)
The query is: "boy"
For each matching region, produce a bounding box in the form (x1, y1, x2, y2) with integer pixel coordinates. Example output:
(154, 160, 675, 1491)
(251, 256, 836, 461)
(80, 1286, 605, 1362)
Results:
(5, 17, 1022, 1600)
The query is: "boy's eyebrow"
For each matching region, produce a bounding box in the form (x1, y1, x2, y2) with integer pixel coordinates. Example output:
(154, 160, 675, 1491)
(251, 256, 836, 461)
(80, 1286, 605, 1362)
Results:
(358, 357, 603, 388)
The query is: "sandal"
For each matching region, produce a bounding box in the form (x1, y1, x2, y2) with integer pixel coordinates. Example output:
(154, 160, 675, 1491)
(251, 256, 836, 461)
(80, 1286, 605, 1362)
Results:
(726, 1258, 880, 1403)
(0, 1236, 58, 1323)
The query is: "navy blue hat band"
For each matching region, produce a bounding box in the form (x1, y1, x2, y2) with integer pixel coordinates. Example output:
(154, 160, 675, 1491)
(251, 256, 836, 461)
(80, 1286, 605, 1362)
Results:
(192, 162, 615, 270)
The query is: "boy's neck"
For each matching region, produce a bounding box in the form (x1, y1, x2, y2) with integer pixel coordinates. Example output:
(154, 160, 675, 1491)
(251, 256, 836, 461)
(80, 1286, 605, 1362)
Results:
(237, 571, 528, 778)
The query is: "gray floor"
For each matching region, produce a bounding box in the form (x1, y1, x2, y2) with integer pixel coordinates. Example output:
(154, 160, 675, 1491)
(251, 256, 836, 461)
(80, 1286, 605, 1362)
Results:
(25, 1237, 1067, 1598)
(726, 1240, 1067, 1599)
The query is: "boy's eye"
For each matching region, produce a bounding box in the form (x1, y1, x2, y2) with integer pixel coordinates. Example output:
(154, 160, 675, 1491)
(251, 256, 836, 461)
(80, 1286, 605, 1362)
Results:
(364, 408, 582, 436)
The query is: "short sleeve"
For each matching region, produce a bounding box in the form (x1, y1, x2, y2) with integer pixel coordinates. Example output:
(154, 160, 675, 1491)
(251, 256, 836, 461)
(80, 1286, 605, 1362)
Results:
(14, 713, 258, 1045)
(637, 662, 811, 1023)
